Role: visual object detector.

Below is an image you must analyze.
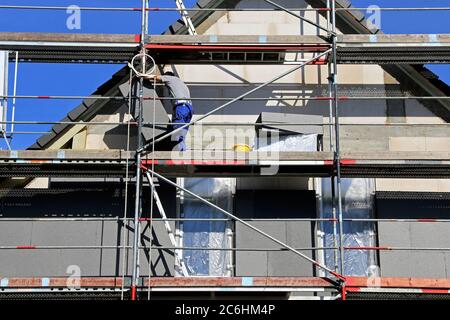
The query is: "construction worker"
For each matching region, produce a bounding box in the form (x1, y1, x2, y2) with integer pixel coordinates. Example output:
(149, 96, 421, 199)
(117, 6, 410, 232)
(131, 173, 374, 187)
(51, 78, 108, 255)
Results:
(145, 71, 193, 151)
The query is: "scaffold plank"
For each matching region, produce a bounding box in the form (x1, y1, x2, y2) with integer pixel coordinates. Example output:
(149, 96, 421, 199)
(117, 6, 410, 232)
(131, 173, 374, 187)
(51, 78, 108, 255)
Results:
(346, 277, 450, 289)
(146, 34, 330, 44)
(0, 33, 449, 63)
(0, 32, 140, 43)
(0, 32, 139, 63)
(0, 150, 448, 178)
(0, 277, 335, 289)
(146, 277, 336, 288)
(2, 276, 450, 293)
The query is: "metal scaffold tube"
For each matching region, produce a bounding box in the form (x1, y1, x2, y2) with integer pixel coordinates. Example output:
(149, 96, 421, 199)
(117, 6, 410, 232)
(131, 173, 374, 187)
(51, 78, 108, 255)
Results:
(1, 5, 450, 12)
(143, 246, 450, 252)
(5, 119, 450, 126)
(326, 0, 339, 275)
(330, 0, 346, 288)
(3, 217, 450, 223)
(130, 76, 143, 301)
(0, 121, 449, 132)
(3, 243, 450, 252)
(3, 95, 450, 101)
(130, 0, 148, 302)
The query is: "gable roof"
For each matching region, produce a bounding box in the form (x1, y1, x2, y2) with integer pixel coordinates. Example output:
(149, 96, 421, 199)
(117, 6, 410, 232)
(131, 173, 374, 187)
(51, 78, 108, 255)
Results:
(29, 0, 450, 149)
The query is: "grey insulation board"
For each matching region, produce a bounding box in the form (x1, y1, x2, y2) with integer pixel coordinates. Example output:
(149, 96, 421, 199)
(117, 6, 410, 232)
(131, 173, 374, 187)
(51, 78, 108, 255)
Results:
(119, 81, 171, 143)
(378, 222, 450, 278)
(0, 183, 177, 277)
(235, 221, 316, 277)
(234, 190, 317, 276)
(256, 112, 324, 135)
(376, 193, 450, 278)
(0, 220, 175, 277)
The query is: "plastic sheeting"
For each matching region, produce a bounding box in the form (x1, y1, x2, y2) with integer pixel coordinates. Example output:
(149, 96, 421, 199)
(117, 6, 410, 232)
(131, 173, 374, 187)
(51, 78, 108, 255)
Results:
(255, 133, 318, 152)
(180, 178, 232, 276)
(321, 178, 378, 276)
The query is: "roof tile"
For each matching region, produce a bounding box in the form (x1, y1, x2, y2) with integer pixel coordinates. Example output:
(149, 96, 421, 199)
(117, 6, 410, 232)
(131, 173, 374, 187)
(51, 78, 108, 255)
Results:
(52, 116, 71, 134)
(67, 104, 88, 121)
(36, 131, 57, 148)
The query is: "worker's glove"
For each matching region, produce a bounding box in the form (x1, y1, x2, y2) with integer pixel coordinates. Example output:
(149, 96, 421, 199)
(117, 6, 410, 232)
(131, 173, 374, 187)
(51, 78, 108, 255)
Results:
(143, 74, 157, 81)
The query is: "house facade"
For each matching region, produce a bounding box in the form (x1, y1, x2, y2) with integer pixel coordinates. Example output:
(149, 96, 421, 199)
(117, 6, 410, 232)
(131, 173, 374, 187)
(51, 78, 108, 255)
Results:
(0, 0, 449, 299)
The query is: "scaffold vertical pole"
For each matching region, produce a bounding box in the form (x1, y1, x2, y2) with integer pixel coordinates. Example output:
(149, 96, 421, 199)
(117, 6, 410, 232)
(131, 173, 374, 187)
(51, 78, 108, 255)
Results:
(326, 0, 334, 153)
(131, 0, 148, 301)
(130, 68, 143, 301)
(10, 51, 18, 143)
(331, 0, 346, 280)
(325, 0, 339, 275)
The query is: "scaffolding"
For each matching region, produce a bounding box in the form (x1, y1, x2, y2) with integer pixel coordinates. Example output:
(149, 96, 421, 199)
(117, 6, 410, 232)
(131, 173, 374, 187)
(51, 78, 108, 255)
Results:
(0, 1, 449, 300)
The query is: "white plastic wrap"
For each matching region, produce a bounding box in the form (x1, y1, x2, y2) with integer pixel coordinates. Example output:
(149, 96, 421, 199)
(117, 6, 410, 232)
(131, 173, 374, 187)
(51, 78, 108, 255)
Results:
(256, 133, 318, 152)
(321, 178, 377, 276)
(181, 178, 232, 276)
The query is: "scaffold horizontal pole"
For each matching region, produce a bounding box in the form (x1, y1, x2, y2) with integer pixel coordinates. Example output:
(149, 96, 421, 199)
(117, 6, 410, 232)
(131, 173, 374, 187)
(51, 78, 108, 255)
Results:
(1, 244, 450, 252)
(1, 5, 450, 12)
(2, 121, 449, 128)
(1, 217, 450, 223)
(3, 95, 450, 101)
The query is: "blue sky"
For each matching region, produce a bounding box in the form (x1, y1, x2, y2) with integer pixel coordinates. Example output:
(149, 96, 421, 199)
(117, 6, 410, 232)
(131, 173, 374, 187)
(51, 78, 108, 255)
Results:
(0, 0, 448, 149)
(351, 0, 450, 85)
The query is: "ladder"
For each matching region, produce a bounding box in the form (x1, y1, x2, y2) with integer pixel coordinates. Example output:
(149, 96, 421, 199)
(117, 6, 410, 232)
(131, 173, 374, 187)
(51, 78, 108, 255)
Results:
(174, 0, 197, 35)
(145, 171, 189, 276)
